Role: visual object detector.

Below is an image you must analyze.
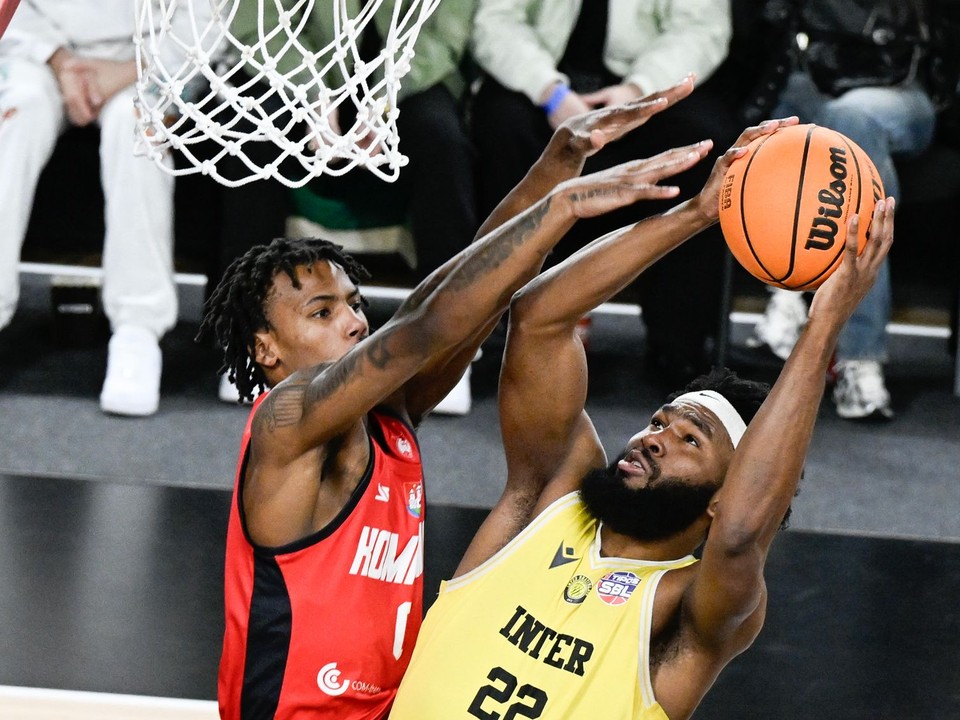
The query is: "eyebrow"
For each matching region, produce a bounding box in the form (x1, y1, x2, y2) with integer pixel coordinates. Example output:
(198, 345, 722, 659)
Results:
(303, 288, 361, 307)
(661, 403, 715, 438)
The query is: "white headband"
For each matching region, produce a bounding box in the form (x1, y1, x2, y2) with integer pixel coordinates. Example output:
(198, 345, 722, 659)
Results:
(673, 390, 747, 448)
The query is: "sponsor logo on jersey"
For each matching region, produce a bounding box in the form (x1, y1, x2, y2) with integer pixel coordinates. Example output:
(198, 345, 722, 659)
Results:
(317, 662, 383, 697)
(596, 570, 641, 606)
(396, 436, 413, 458)
(563, 574, 593, 604)
(375, 484, 390, 502)
(349, 524, 423, 585)
(549, 542, 579, 569)
(317, 662, 350, 696)
(404, 481, 422, 518)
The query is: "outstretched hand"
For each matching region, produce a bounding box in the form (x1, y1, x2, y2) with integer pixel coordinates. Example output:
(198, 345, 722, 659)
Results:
(555, 140, 712, 220)
(549, 74, 697, 162)
(809, 197, 895, 325)
(693, 116, 801, 224)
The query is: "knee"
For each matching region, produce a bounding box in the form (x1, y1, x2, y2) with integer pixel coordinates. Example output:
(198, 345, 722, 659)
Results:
(818, 101, 882, 139)
(0, 81, 61, 144)
(98, 88, 139, 138)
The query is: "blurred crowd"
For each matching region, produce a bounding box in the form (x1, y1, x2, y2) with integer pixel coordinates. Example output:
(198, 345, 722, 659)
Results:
(1, 0, 957, 419)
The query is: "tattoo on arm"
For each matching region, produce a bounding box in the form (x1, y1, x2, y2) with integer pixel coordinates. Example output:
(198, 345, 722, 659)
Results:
(299, 330, 400, 410)
(566, 186, 623, 205)
(255, 381, 308, 433)
(445, 201, 551, 291)
(401, 274, 443, 314)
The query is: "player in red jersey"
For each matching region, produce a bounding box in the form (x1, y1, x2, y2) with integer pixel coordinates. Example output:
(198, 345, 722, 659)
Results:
(199, 77, 710, 719)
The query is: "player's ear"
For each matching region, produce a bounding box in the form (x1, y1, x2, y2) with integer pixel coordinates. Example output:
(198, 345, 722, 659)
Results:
(706, 494, 721, 520)
(253, 331, 279, 369)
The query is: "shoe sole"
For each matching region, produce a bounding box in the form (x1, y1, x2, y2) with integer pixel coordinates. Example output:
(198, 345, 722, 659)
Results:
(835, 406, 894, 422)
(100, 396, 159, 417)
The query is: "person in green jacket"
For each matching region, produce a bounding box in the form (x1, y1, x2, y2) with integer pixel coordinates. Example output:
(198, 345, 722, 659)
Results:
(215, 0, 479, 281)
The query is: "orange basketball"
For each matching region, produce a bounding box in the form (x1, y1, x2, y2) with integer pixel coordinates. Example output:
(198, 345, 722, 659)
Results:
(718, 123, 884, 291)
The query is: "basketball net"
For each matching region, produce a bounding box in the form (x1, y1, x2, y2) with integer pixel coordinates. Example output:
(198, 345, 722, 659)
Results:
(133, 0, 441, 187)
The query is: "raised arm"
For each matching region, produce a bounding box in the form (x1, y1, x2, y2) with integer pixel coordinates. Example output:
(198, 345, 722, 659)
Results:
(676, 198, 896, 688)
(255, 145, 706, 462)
(453, 119, 804, 576)
(398, 78, 700, 419)
(476, 76, 696, 239)
(392, 79, 702, 419)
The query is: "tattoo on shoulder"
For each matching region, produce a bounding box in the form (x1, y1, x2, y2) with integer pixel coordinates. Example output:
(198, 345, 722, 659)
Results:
(255, 381, 308, 432)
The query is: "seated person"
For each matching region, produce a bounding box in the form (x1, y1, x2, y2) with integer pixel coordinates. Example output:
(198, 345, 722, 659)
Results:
(0, 0, 190, 416)
(747, 0, 937, 421)
(212, 0, 481, 408)
(470, 0, 741, 384)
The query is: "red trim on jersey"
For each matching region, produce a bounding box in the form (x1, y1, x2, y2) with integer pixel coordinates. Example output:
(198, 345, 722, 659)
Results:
(218, 397, 425, 720)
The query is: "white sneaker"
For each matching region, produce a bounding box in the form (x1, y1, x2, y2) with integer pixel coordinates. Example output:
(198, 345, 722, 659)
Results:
(832, 359, 894, 421)
(432, 367, 472, 416)
(746, 289, 808, 360)
(99, 325, 162, 416)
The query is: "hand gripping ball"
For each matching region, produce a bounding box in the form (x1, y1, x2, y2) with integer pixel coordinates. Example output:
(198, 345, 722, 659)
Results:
(718, 123, 884, 290)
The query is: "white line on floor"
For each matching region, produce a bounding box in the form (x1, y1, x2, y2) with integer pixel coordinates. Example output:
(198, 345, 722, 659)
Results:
(0, 685, 218, 720)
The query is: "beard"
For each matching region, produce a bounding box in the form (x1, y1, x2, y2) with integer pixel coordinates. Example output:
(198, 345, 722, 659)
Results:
(579, 453, 719, 542)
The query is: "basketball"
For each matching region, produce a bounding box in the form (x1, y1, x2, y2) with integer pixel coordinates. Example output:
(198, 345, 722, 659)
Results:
(718, 123, 884, 291)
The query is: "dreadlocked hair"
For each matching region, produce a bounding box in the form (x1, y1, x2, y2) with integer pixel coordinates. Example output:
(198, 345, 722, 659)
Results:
(670, 367, 798, 530)
(196, 237, 369, 403)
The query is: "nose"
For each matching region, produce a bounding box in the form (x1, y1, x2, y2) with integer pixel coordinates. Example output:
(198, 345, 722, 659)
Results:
(346, 306, 368, 338)
(642, 432, 665, 457)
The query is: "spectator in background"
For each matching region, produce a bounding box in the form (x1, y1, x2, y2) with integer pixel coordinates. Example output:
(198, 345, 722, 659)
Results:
(747, 0, 938, 421)
(0, 0, 188, 416)
(469, 0, 740, 388)
(214, 0, 480, 411)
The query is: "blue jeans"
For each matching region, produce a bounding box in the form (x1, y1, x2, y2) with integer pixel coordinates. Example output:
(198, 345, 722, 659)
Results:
(775, 72, 937, 361)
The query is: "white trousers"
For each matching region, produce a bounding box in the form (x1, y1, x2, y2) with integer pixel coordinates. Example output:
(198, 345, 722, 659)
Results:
(0, 57, 177, 336)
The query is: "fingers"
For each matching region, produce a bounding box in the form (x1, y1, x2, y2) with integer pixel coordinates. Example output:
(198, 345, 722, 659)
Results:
(590, 74, 696, 137)
(708, 117, 800, 183)
(732, 116, 800, 152)
(590, 142, 709, 196)
(564, 144, 710, 218)
(640, 140, 713, 179)
(637, 73, 696, 110)
(863, 197, 896, 262)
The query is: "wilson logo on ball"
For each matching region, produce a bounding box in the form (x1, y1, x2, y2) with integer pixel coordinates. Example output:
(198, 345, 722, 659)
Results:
(718, 123, 884, 291)
(806, 146, 848, 252)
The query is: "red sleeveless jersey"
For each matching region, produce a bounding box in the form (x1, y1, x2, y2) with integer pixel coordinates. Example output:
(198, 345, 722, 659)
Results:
(218, 396, 425, 720)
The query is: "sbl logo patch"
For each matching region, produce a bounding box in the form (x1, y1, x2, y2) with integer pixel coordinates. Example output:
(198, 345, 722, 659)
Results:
(596, 571, 641, 606)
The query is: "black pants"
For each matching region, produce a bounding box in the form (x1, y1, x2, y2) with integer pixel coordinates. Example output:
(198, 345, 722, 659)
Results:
(471, 75, 742, 379)
(212, 82, 478, 289)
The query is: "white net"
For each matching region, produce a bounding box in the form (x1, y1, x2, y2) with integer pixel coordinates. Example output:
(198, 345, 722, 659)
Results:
(134, 0, 441, 187)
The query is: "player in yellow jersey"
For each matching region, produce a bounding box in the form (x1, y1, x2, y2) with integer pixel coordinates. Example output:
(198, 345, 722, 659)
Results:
(391, 116, 896, 719)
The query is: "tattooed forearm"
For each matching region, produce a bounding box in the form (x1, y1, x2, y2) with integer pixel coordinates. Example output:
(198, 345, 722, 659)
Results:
(298, 329, 400, 411)
(364, 331, 397, 370)
(445, 199, 552, 291)
(400, 272, 443, 314)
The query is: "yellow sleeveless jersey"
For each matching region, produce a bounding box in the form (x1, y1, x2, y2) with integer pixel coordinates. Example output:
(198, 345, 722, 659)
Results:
(390, 492, 698, 719)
